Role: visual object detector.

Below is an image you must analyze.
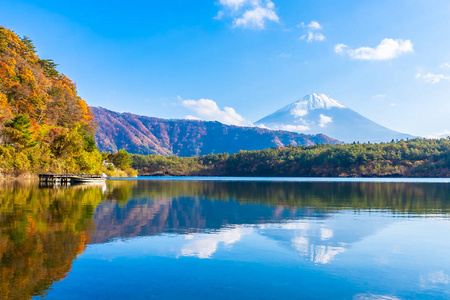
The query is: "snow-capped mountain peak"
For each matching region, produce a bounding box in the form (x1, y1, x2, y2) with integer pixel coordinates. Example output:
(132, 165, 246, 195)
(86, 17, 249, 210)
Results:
(256, 93, 415, 143)
(274, 94, 346, 118)
(292, 93, 345, 111)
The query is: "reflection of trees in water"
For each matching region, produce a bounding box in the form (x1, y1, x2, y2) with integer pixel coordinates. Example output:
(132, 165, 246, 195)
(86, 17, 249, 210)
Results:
(109, 180, 450, 213)
(90, 180, 450, 244)
(0, 182, 104, 299)
(0, 180, 448, 298)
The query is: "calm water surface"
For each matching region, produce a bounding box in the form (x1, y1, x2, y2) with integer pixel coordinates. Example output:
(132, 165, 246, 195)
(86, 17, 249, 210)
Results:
(1, 178, 449, 299)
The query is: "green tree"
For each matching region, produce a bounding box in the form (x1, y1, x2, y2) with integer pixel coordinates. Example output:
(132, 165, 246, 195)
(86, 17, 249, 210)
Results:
(38, 58, 59, 77)
(20, 35, 36, 54)
(3, 114, 37, 147)
(112, 149, 132, 170)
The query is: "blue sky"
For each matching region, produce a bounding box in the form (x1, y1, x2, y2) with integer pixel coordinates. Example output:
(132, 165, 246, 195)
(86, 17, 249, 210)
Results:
(1, 0, 450, 137)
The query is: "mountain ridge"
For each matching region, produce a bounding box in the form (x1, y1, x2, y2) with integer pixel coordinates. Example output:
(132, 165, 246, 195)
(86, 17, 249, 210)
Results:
(92, 106, 339, 156)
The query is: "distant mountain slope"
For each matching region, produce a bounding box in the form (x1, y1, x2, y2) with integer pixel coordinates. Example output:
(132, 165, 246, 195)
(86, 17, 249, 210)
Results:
(92, 107, 339, 156)
(256, 93, 415, 143)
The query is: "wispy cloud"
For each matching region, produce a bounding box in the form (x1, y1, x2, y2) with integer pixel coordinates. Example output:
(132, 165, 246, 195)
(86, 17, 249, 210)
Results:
(440, 62, 450, 69)
(184, 115, 201, 120)
(278, 52, 292, 58)
(428, 130, 450, 139)
(307, 21, 322, 30)
(181, 97, 250, 126)
(216, 0, 279, 29)
(319, 114, 332, 128)
(299, 21, 325, 43)
(258, 123, 310, 132)
(416, 72, 450, 84)
(302, 31, 325, 42)
(335, 38, 413, 60)
(372, 94, 387, 99)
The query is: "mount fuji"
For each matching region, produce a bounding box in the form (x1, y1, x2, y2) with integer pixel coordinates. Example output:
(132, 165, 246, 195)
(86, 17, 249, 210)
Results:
(256, 93, 415, 143)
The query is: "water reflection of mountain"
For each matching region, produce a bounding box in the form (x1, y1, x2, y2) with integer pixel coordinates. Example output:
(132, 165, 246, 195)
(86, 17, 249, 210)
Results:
(0, 179, 449, 299)
(91, 197, 326, 244)
(91, 180, 450, 263)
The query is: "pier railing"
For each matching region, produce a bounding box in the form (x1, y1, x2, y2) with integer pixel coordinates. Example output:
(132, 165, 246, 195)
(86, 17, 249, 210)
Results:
(38, 174, 104, 183)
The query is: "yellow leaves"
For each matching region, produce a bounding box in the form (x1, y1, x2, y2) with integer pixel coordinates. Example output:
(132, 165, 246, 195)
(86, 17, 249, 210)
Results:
(0, 92, 12, 120)
(19, 68, 35, 84)
(78, 99, 94, 125)
(12, 151, 31, 172)
(0, 27, 38, 63)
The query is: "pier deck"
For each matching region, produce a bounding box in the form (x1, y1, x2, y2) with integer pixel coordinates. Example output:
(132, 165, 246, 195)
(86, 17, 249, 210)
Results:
(38, 173, 105, 183)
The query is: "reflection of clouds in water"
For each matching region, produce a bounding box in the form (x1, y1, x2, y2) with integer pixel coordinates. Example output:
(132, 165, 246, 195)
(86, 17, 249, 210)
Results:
(180, 220, 346, 263)
(313, 245, 345, 264)
(180, 227, 252, 259)
(321, 228, 333, 240)
(260, 221, 345, 264)
(420, 270, 450, 288)
(292, 235, 345, 264)
(292, 236, 309, 255)
(259, 221, 310, 231)
(353, 294, 400, 300)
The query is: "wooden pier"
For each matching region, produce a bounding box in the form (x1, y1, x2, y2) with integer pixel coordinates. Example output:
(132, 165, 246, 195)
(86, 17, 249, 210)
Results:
(38, 173, 105, 184)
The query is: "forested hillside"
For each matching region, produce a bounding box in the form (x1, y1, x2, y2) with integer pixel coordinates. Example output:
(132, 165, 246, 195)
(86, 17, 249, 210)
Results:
(0, 27, 129, 177)
(92, 106, 339, 156)
(132, 138, 450, 177)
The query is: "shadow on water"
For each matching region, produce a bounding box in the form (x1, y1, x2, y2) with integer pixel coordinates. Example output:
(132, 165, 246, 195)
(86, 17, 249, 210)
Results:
(0, 179, 449, 299)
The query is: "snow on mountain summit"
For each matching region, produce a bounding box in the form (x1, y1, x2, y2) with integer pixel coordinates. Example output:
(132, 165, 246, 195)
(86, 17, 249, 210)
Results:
(296, 93, 346, 110)
(283, 93, 345, 118)
(256, 93, 414, 143)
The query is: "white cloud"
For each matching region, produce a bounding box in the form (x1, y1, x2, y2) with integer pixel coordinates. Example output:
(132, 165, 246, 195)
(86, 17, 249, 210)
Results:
(219, 0, 247, 10)
(319, 114, 332, 128)
(440, 62, 450, 69)
(233, 1, 279, 29)
(307, 21, 322, 30)
(306, 31, 325, 42)
(214, 10, 224, 20)
(291, 101, 309, 117)
(428, 130, 450, 139)
(372, 94, 387, 99)
(217, 0, 279, 29)
(184, 115, 201, 120)
(299, 21, 325, 43)
(278, 52, 292, 58)
(181, 98, 250, 126)
(416, 72, 450, 84)
(334, 43, 347, 54)
(270, 124, 311, 132)
(335, 38, 413, 60)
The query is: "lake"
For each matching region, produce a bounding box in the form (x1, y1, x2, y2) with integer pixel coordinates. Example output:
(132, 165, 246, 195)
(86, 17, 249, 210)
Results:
(1, 178, 449, 299)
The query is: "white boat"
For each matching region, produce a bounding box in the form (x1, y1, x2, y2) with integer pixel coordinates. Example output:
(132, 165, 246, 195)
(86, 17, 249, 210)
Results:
(70, 173, 107, 184)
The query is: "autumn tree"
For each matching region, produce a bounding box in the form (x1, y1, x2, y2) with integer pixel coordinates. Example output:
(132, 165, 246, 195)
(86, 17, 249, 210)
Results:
(2, 114, 37, 147)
